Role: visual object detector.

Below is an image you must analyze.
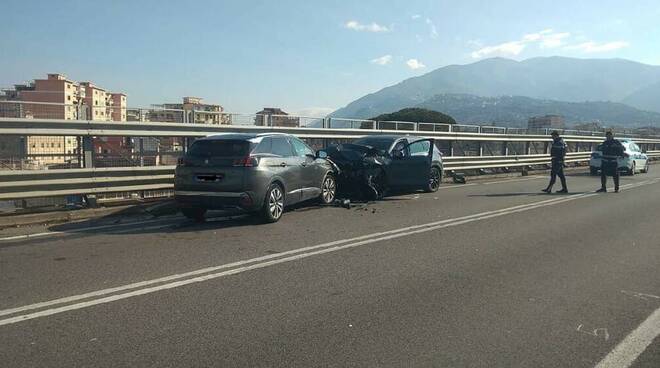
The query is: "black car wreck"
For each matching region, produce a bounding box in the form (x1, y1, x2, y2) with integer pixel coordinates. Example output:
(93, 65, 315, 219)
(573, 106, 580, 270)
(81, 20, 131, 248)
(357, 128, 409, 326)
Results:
(318, 135, 444, 200)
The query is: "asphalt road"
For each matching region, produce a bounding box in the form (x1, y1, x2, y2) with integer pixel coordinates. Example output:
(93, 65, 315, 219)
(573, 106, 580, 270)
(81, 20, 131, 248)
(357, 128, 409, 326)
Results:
(1, 170, 659, 367)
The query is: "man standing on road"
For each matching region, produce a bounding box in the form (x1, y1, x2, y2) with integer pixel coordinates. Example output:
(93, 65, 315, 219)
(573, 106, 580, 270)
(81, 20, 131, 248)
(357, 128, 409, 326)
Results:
(597, 131, 625, 193)
(542, 131, 568, 194)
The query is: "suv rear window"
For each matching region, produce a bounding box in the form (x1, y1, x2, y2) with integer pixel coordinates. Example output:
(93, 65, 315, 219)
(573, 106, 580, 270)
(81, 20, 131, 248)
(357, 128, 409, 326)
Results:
(188, 140, 252, 157)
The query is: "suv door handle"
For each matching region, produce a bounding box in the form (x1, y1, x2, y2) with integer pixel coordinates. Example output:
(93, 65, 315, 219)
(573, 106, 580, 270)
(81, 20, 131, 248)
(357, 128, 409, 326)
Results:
(280, 162, 287, 167)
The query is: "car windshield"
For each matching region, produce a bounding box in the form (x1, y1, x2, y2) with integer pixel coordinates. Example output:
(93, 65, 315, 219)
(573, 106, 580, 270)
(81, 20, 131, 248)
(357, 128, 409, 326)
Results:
(352, 137, 396, 151)
(187, 140, 252, 157)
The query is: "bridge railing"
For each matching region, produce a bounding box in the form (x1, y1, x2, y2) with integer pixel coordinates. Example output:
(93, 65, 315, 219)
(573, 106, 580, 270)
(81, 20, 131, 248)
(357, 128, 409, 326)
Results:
(1, 100, 659, 203)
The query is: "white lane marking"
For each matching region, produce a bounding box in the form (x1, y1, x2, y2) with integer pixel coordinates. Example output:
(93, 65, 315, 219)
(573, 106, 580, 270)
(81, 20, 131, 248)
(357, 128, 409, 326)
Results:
(0, 217, 180, 242)
(0, 178, 656, 326)
(437, 183, 477, 189)
(0, 193, 580, 319)
(0, 190, 608, 326)
(594, 307, 660, 368)
(483, 176, 544, 185)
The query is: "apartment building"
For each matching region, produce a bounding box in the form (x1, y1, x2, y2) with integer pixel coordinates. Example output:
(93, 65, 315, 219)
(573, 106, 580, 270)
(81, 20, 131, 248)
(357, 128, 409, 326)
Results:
(149, 97, 228, 124)
(0, 74, 128, 166)
(255, 107, 300, 127)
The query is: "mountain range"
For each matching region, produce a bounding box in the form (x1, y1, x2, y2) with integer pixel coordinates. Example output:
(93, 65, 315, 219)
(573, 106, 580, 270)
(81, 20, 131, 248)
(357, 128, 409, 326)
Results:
(331, 57, 660, 126)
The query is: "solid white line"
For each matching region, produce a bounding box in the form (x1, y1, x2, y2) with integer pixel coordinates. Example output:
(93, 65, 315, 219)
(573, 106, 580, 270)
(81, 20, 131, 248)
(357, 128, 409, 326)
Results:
(0, 193, 576, 319)
(595, 307, 660, 368)
(1, 178, 657, 326)
(437, 183, 477, 189)
(0, 191, 603, 326)
(483, 176, 544, 185)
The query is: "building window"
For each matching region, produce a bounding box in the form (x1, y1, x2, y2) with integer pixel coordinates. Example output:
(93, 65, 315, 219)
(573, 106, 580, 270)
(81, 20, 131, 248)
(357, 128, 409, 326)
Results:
(51, 143, 55, 148)
(67, 95, 71, 101)
(41, 143, 45, 148)
(67, 84, 71, 89)
(95, 111, 98, 116)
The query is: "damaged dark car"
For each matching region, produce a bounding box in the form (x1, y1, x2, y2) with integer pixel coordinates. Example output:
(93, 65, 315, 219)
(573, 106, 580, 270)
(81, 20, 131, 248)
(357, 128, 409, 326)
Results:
(319, 135, 443, 200)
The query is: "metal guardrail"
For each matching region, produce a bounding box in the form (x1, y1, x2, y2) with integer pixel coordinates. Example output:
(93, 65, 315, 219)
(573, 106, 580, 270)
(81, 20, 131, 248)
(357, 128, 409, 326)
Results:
(0, 166, 174, 200)
(2, 118, 660, 144)
(3, 152, 659, 201)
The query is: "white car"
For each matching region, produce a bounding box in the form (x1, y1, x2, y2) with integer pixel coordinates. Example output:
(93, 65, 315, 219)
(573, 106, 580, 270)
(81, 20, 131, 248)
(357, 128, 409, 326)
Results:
(589, 139, 650, 176)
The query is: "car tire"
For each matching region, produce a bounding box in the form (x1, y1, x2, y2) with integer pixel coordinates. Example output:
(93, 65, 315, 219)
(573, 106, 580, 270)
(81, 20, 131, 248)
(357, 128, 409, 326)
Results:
(425, 166, 442, 192)
(261, 183, 285, 223)
(319, 173, 337, 204)
(642, 162, 649, 173)
(181, 208, 206, 222)
(589, 166, 599, 176)
(629, 162, 636, 176)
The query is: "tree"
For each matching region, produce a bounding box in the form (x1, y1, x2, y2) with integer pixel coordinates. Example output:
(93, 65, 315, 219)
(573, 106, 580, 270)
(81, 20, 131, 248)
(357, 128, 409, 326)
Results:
(364, 108, 456, 129)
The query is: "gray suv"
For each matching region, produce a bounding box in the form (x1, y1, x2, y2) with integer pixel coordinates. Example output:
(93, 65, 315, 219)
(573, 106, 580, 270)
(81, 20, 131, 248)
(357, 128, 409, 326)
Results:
(175, 133, 336, 223)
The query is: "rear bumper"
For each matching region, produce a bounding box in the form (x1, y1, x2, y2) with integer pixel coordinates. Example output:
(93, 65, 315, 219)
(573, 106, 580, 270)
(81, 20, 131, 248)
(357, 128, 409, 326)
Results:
(174, 190, 260, 211)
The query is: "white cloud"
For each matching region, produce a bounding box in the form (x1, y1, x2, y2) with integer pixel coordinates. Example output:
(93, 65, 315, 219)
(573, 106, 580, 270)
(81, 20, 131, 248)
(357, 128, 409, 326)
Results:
(564, 41, 629, 53)
(471, 41, 526, 58)
(406, 59, 426, 70)
(540, 32, 570, 48)
(344, 20, 389, 33)
(371, 54, 392, 65)
(471, 29, 572, 58)
(411, 14, 421, 20)
(426, 18, 439, 39)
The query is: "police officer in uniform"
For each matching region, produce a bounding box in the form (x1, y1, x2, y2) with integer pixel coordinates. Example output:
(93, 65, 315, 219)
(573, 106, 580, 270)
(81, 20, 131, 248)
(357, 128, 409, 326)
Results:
(542, 131, 568, 193)
(597, 131, 625, 193)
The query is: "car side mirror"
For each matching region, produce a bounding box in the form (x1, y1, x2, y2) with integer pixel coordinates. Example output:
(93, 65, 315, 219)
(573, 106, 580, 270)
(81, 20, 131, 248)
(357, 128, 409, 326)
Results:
(392, 150, 404, 159)
(315, 150, 328, 159)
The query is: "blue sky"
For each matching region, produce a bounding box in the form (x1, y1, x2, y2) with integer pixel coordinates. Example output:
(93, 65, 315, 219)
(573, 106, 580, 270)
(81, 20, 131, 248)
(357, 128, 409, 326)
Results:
(1, 0, 659, 116)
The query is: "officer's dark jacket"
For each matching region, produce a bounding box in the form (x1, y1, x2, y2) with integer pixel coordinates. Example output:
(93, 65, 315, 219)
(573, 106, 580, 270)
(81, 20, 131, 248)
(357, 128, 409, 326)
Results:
(601, 139, 624, 161)
(550, 138, 567, 162)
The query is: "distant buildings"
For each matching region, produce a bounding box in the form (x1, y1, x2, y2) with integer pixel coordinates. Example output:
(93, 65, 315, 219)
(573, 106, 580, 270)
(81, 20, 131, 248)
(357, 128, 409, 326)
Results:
(255, 107, 300, 127)
(149, 97, 228, 125)
(0, 73, 127, 166)
(527, 115, 565, 130)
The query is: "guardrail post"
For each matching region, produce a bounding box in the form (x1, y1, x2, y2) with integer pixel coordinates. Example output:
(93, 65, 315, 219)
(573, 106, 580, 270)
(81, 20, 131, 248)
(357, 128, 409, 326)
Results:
(139, 138, 145, 167)
(448, 141, 454, 156)
(502, 141, 509, 156)
(478, 142, 483, 156)
(82, 136, 94, 168)
(525, 142, 531, 155)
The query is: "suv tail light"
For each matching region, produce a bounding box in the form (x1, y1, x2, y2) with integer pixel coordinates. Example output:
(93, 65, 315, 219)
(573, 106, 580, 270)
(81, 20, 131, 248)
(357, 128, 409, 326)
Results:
(233, 156, 259, 167)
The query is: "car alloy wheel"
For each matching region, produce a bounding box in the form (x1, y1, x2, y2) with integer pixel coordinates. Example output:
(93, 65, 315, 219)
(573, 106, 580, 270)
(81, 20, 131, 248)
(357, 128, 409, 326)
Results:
(427, 167, 441, 192)
(321, 175, 336, 204)
(267, 185, 284, 221)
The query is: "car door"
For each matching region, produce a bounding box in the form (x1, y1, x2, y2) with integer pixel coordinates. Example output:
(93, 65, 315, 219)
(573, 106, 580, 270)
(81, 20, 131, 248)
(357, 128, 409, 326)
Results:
(386, 139, 434, 189)
(267, 136, 302, 205)
(632, 143, 646, 169)
(289, 136, 322, 201)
